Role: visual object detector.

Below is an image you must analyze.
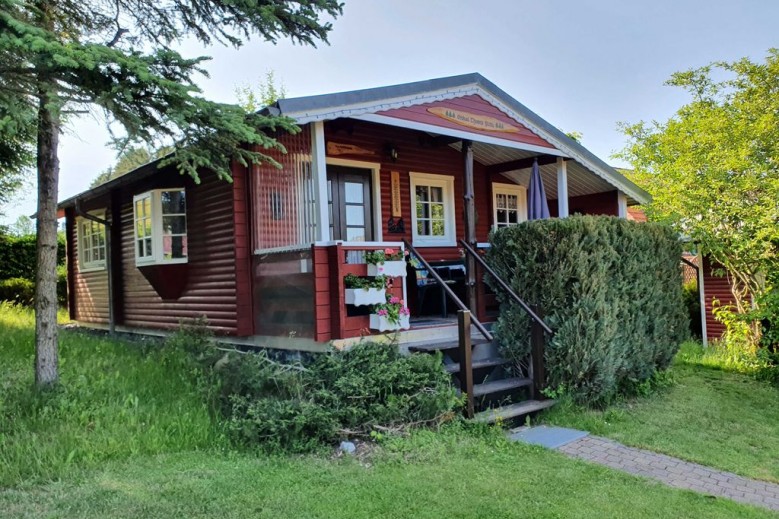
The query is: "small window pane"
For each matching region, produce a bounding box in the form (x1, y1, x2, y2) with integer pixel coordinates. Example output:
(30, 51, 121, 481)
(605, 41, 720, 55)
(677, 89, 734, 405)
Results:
(507, 195, 518, 210)
(432, 220, 445, 236)
(163, 215, 186, 235)
(161, 191, 186, 214)
(345, 205, 365, 226)
(431, 203, 444, 219)
(430, 186, 443, 203)
(417, 219, 429, 235)
(415, 186, 429, 202)
(346, 227, 365, 241)
(344, 182, 363, 204)
(508, 211, 518, 224)
(143, 197, 151, 216)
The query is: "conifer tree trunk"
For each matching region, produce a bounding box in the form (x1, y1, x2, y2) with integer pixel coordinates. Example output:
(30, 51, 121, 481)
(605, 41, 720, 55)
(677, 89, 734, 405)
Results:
(34, 84, 61, 386)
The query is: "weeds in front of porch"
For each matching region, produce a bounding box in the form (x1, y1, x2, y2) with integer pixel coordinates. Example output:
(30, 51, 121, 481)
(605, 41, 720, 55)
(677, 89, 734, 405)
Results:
(170, 324, 461, 453)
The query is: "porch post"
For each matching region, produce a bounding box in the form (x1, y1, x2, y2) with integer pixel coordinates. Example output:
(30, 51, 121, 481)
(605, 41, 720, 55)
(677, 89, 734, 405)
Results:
(310, 121, 329, 242)
(463, 139, 477, 314)
(556, 157, 569, 218)
(617, 191, 628, 218)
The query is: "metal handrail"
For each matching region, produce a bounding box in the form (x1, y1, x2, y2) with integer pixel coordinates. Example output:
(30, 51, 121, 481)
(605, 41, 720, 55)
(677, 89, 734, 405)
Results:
(403, 240, 493, 342)
(459, 239, 553, 335)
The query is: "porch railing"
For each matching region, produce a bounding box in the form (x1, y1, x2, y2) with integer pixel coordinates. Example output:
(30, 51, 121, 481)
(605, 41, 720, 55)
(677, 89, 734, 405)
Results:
(459, 239, 553, 400)
(313, 241, 408, 341)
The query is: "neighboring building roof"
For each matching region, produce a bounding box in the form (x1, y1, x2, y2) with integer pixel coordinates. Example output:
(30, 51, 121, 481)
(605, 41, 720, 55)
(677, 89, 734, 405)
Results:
(274, 73, 650, 204)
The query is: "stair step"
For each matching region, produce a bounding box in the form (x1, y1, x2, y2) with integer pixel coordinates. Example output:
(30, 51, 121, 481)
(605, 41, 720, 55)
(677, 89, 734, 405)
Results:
(473, 399, 556, 423)
(473, 377, 532, 397)
(409, 338, 491, 353)
(444, 357, 506, 374)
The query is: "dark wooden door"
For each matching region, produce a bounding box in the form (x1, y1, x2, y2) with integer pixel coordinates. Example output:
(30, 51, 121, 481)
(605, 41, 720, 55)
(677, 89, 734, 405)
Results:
(327, 166, 373, 242)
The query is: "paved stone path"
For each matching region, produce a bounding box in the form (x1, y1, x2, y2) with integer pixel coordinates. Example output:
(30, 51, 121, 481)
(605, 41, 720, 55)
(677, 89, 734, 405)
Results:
(559, 435, 779, 512)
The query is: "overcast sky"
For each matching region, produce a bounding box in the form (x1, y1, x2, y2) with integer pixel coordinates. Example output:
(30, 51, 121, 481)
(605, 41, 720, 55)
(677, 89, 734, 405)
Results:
(4, 0, 778, 224)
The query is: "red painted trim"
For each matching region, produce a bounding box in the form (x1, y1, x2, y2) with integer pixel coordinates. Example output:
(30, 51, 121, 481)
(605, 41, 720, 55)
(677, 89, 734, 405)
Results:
(232, 159, 254, 336)
(65, 207, 77, 320)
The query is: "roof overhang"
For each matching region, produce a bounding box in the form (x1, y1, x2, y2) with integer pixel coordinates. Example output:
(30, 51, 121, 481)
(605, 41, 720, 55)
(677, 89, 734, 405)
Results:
(277, 73, 650, 205)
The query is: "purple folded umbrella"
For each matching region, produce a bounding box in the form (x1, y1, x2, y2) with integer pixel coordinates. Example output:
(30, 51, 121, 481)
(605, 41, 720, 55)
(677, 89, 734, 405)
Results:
(527, 158, 550, 220)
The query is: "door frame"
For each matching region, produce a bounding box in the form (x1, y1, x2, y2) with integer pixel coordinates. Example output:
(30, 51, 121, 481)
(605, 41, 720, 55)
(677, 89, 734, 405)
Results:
(326, 158, 383, 242)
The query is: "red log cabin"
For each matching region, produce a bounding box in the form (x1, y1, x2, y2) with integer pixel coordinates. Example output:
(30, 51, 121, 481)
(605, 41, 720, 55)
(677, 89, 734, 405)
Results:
(58, 73, 650, 351)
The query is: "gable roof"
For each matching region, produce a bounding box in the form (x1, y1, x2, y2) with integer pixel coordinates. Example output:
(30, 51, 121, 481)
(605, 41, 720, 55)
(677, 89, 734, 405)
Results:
(273, 73, 649, 204)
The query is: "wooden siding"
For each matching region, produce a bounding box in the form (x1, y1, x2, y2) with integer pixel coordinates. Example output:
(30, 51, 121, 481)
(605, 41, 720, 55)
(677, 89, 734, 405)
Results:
(232, 160, 254, 335)
(548, 190, 619, 217)
(702, 255, 736, 340)
(69, 201, 112, 324)
(326, 119, 493, 259)
(377, 94, 554, 149)
(119, 172, 239, 333)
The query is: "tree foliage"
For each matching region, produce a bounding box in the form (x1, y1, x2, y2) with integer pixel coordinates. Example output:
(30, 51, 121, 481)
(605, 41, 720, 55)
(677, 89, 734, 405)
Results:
(618, 50, 779, 340)
(90, 145, 170, 187)
(0, 0, 342, 385)
(235, 69, 287, 112)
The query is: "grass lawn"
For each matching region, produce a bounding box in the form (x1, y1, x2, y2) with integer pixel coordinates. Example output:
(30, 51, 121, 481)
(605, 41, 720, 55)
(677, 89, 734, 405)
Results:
(0, 305, 775, 518)
(2, 433, 776, 519)
(545, 342, 779, 483)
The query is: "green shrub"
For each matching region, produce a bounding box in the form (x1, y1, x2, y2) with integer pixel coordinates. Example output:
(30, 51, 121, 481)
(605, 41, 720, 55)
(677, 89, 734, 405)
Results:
(0, 231, 66, 281)
(167, 326, 460, 453)
(487, 215, 688, 405)
(0, 277, 35, 305)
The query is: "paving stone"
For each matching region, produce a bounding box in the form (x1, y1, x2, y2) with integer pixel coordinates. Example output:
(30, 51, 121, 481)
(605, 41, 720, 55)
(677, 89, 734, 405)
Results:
(557, 434, 779, 513)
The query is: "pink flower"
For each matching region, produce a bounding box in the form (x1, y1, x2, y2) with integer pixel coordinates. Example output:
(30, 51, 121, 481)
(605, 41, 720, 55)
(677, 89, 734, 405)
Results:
(400, 307, 410, 316)
(390, 296, 400, 304)
(377, 309, 388, 317)
(384, 248, 396, 256)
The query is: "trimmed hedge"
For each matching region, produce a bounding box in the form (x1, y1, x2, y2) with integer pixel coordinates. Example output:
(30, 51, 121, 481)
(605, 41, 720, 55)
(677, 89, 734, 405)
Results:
(487, 215, 688, 404)
(0, 233, 66, 281)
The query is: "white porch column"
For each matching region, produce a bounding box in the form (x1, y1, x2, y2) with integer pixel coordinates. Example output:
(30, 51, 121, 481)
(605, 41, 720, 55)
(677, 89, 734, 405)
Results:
(617, 191, 628, 218)
(697, 247, 708, 347)
(310, 121, 329, 242)
(556, 157, 569, 218)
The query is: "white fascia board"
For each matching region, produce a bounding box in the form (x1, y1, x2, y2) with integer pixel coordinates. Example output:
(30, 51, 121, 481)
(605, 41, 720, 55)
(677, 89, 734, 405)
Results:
(286, 86, 483, 125)
(285, 84, 650, 205)
(354, 113, 567, 157)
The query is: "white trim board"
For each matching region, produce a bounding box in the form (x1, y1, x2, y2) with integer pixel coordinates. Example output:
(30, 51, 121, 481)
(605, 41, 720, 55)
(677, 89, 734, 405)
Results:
(325, 157, 384, 242)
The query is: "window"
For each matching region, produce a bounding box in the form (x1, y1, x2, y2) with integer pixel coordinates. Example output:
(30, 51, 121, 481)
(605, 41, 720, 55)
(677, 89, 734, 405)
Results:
(77, 213, 106, 271)
(133, 189, 188, 265)
(492, 183, 527, 230)
(410, 172, 456, 246)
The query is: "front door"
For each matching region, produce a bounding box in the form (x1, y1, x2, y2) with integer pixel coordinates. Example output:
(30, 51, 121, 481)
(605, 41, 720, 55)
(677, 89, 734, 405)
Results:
(327, 166, 374, 242)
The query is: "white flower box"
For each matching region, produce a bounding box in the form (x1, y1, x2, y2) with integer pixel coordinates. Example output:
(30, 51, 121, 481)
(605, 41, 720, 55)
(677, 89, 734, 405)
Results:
(367, 260, 407, 278)
(344, 287, 386, 306)
(370, 313, 410, 332)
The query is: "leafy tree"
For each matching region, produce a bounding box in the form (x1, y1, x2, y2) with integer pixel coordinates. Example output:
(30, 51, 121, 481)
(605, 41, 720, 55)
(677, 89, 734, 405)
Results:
(236, 70, 287, 112)
(90, 145, 171, 187)
(9, 214, 34, 236)
(0, 0, 342, 386)
(618, 50, 779, 343)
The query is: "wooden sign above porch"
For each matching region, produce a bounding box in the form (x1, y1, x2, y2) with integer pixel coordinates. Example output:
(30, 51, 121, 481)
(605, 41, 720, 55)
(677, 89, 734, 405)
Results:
(326, 141, 376, 156)
(427, 107, 520, 134)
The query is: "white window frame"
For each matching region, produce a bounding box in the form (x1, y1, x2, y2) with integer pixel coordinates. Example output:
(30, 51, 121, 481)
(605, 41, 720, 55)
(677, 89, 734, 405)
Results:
(133, 188, 188, 266)
(76, 211, 107, 272)
(410, 172, 456, 247)
(492, 182, 527, 230)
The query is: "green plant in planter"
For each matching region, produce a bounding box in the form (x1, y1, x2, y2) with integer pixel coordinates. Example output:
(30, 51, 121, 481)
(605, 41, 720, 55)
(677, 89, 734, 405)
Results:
(344, 274, 387, 290)
(365, 247, 406, 265)
(373, 294, 410, 325)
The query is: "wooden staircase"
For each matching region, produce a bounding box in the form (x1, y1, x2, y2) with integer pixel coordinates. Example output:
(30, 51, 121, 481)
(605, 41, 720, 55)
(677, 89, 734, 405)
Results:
(409, 333, 553, 424)
(404, 239, 555, 424)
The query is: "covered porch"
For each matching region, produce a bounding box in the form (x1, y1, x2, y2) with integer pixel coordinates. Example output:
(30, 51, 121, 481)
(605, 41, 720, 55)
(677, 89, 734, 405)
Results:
(248, 74, 648, 344)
